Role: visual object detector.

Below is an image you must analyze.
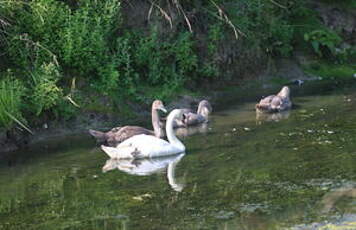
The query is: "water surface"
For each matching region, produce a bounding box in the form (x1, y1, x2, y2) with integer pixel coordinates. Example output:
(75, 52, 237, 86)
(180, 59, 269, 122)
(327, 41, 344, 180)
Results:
(0, 83, 355, 230)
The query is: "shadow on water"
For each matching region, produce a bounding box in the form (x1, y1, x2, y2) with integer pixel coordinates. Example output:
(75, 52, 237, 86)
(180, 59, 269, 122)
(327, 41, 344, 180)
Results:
(0, 81, 356, 229)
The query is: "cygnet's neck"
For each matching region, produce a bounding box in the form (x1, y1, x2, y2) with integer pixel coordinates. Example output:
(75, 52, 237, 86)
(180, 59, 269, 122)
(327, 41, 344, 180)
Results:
(198, 106, 210, 120)
(152, 107, 162, 138)
(277, 87, 290, 98)
(166, 111, 185, 151)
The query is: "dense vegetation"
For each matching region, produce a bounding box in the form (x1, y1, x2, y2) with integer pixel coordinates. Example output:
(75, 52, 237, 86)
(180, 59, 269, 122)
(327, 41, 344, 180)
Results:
(0, 0, 355, 132)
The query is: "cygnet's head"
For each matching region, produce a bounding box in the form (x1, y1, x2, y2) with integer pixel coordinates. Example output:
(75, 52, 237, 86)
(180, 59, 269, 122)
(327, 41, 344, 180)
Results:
(197, 100, 212, 117)
(277, 86, 290, 98)
(152, 100, 167, 113)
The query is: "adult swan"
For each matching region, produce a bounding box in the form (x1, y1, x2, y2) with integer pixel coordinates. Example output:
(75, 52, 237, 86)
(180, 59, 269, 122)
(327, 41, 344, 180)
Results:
(101, 109, 186, 159)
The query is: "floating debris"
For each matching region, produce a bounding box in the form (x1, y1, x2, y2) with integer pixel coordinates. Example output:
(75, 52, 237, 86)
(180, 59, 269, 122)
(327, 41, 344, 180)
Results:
(238, 203, 270, 213)
(243, 127, 251, 131)
(132, 193, 152, 201)
(299, 109, 307, 114)
(214, 210, 235, 220)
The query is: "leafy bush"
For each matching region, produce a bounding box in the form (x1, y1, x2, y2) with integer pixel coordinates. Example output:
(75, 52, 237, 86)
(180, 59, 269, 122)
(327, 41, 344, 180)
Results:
(4, 0, 67, 68)
(61, 0, 120, 74)
(30, 63, 63, 115)
(2, 0, 121, 91)
(304, 62, 356, 80)
(135, 30, 197, 88)
(174, 32, 198, 76)
(304, 29, 342, 58)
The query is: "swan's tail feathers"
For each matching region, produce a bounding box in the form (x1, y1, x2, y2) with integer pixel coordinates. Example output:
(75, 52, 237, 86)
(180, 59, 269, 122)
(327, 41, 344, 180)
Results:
(101, 145, 137, 159)
(89, 129, 106, 142)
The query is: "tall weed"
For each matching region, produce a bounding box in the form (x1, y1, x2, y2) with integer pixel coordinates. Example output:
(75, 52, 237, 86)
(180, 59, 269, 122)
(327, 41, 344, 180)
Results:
(0, 76, 26, 129)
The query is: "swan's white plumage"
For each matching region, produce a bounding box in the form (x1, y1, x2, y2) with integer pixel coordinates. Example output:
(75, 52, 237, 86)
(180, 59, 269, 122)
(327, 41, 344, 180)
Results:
(101, 109, 185, 159)
(102, 154, 185, 191)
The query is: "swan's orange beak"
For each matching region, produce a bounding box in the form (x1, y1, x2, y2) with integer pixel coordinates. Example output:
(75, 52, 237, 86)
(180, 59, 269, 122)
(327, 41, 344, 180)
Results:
(159, 105, 167, 113)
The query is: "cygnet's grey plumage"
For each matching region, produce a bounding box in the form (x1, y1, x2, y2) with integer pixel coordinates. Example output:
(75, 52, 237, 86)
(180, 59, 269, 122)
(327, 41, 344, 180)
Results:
(255, 86, 292, 113)
(89, 100, 166, 146)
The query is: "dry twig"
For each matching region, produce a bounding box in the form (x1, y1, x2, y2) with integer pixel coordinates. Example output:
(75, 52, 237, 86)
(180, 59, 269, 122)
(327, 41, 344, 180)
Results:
(210, 0, 246, 40)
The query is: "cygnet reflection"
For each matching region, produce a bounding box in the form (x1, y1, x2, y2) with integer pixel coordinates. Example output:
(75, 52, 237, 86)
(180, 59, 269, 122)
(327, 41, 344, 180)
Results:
(102, 153, 185, 192)
(175, 123, 209, 138)
(256, 110, 290, 124)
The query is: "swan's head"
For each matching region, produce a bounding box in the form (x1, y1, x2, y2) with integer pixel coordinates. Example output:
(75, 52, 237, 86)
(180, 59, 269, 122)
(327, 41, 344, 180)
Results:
(152, 100, 167, 113)
(168, 109, 185, 122)
(277, 86, 290, 98)
(197, 100, 212, 117)
(102, 159, 119, 173)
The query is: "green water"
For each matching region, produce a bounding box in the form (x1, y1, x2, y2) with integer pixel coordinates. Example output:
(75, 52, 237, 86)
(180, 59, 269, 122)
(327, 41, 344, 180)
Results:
(0, 84, 356, 230)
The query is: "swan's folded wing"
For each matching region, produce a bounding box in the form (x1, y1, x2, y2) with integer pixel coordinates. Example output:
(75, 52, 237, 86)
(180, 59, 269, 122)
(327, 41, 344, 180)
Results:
(259, 95, 275, 104)
(271, 96, 283, 107)
(118, 134, 170, 148)
(115, 134, 181, 158)
(111, 126, 154, 143)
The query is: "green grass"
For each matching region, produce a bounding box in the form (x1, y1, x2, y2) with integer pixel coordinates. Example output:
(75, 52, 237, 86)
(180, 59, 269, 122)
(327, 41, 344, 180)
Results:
(303, 62, 356, 80)
(318, 0, 356, 9)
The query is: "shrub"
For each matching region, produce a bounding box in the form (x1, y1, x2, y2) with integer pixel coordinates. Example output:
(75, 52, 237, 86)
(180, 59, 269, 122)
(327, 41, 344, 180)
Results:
(304, 29, 342, 58)
(29, 63, 63, 115)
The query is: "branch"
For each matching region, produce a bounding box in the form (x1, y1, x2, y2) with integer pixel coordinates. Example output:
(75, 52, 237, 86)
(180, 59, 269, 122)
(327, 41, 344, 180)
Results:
(148, 1, 173, 29)
(270, 0, 287, 9)
(15, 34, 59, 67)
(210, 0, 246, 39)
(174, 0, 193, 33)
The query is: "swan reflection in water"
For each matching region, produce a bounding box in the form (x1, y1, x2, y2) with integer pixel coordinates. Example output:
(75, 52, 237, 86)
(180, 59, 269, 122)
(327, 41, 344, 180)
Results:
(256, 110, 290, 124)
(175, 123, 209, 138)
(319, 183, 356, 213)
(102, 153, 185, 192)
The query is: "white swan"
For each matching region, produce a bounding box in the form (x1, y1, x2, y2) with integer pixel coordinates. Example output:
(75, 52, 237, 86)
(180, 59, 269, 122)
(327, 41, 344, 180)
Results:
(102, 153, 185, 192)
(101, 109, 186, 159)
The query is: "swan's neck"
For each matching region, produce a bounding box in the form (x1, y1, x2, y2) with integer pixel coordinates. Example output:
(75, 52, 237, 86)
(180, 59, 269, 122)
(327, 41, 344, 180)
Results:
(152, 108, 162, 138)
(166, 114, 185, 151)
(167, 154, 184, 192)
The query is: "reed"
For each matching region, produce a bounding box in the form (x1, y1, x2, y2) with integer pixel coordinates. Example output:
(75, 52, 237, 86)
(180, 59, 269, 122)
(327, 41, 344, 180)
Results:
(0, 77, 32, 133)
